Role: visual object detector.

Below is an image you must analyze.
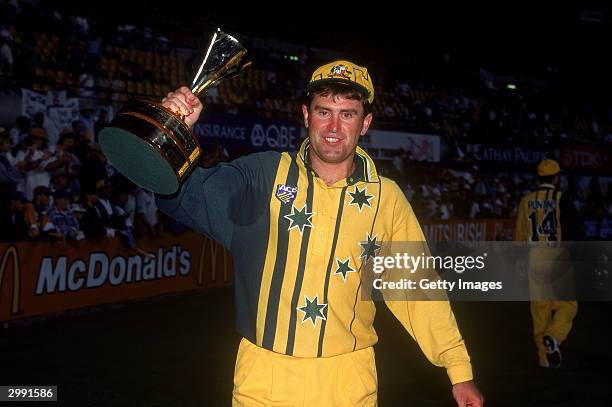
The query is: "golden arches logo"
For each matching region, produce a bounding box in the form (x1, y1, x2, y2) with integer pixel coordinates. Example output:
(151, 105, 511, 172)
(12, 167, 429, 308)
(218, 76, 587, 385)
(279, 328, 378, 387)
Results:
(0, 245, 21, 315)
(198, 237, 229, 286)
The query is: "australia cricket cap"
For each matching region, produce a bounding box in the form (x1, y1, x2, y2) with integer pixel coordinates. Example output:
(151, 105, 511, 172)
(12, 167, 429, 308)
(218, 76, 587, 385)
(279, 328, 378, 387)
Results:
(306, 60, 375, 104)
(537, 159, 561, 176)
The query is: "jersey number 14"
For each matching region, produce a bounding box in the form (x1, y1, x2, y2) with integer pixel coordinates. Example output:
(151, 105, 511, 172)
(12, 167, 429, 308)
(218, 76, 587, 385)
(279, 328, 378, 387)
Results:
(528, 210, 558, 241)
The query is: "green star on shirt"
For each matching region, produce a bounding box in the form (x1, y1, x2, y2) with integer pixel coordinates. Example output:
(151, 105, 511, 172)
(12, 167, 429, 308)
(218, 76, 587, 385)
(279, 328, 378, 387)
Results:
(334, 257, 355, 282)
(348, 186, 374, 212)
(297, 295, 327, 327)
(284, 204, 315, 235)
(359, 233, 381, 263)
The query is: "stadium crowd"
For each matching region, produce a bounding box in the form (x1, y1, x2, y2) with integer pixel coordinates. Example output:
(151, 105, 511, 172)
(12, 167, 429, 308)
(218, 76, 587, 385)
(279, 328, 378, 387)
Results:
(1, 0, 611, 242)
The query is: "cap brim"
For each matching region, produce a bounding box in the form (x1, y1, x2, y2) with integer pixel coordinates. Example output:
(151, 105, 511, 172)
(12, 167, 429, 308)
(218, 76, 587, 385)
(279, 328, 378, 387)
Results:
(539, 169, 562, 176)
(305, 78, 370, 101)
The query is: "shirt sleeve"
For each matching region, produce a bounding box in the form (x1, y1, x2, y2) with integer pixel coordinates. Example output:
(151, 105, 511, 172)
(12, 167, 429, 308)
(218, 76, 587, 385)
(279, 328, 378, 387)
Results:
(384, 182, 473, 384)
(155, 152, 271, 250)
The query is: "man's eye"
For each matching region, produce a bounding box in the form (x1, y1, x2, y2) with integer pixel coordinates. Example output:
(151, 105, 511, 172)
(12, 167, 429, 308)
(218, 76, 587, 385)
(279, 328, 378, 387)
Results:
(342, 112, 353, 119)
(318, 111, 330, 117)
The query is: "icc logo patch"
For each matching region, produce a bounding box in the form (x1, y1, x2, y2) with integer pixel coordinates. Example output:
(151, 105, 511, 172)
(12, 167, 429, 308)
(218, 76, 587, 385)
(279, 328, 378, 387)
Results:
(276, 184, 298, 205)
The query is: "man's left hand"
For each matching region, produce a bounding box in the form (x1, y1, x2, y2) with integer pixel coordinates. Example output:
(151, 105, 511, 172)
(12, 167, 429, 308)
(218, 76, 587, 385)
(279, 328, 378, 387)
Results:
(452, 380, 484, 407)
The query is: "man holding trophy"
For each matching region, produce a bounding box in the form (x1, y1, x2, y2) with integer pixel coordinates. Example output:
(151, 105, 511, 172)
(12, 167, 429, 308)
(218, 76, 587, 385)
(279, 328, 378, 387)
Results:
(100, 30, 483, 407)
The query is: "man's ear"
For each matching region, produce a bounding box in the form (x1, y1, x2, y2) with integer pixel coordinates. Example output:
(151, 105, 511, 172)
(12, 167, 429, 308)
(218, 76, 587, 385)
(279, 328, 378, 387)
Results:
(301, 104, 309, 128)
(360, 112, 373, 136)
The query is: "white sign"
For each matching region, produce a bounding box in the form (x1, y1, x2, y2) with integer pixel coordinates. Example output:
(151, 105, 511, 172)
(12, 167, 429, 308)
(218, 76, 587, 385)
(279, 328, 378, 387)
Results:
(360, 130, 440, 162)
(21, 89, 80, 135)
(47, 107, 79, 133)
(21, 88, 47, 118)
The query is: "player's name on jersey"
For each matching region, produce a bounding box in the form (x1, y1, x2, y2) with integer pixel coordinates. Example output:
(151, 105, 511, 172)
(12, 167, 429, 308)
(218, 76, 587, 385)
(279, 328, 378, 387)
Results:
(372, 278, 503, 292)
(528, 199, 557, 210)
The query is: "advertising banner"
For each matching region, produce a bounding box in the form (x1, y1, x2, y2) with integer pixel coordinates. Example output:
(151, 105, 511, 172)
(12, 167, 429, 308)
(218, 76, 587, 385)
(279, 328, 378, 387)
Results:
(455, 143, 551, 164)
(361, 130, 441, 162)
(423, 219, 515, 242)
(0, 232, 233, 322)
(193, 113, 302, 157)
(561, 148, 612, 172)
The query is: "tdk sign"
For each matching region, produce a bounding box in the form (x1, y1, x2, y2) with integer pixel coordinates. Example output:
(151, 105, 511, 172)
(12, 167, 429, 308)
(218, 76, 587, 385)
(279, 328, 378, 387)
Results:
(251, 124, 297, 149)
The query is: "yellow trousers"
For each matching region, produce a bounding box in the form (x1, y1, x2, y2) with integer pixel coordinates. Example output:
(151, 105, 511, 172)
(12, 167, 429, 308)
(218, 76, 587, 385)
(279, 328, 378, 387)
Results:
(527, 246, 578, 365)
(232, 338, 378, 407)
(531, 300, 578, 365)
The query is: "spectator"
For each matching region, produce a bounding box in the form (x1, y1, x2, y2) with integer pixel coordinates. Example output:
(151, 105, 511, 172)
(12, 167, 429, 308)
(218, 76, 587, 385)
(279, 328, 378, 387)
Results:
(48, 189, 83, 240)
(93, 178, 121, 238)
(80, 184, 105, 238)
(8, 115, 30, 148)
(33, 112, 60, 148)
(15, 129, 56, 201)
(47, 132, 79, 176)
(112, 187, 136, 246)
(70, 202, 87, 225)
(50, 170, 77, 197)
(110, 177, 136, 226)
(135, 187, 159, 238)
(0, 130, 22, 213)
(24, 185, 52, 239)
(79, 108, 95, 136)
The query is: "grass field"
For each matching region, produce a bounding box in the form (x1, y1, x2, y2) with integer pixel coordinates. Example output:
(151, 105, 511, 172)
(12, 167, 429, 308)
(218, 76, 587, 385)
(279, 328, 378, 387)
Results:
(1, 288, 611, 406)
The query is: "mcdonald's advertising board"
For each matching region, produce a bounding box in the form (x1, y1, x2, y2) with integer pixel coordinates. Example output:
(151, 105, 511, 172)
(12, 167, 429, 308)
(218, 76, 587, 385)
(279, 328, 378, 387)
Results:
(0, 232, 233, 322)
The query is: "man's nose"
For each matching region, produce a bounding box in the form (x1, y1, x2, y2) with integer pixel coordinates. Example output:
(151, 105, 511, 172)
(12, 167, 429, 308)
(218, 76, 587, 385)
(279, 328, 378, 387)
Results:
(328, 114, 340, 132)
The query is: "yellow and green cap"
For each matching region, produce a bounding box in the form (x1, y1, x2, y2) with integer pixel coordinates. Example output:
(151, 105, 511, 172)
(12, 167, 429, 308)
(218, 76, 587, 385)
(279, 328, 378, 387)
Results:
(537, 159, 561, 176)
(306, 60, 374, 104)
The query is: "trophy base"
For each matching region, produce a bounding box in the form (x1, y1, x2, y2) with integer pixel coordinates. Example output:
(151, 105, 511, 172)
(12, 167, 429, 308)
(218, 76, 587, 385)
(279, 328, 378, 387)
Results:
(99, 126, 179, 195)
(99, 99, 201, 195)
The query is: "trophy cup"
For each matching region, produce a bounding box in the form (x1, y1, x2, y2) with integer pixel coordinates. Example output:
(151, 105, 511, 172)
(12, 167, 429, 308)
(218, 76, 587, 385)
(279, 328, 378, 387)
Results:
(99, 28, 250, 194)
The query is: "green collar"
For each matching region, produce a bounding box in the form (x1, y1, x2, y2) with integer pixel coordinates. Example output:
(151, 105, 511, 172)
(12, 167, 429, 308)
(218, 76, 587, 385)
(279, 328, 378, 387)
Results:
(298, 138, 379, 185)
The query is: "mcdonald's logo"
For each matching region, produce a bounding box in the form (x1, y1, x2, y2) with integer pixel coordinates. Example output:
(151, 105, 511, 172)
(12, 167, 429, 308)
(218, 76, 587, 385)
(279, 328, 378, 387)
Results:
(0, 245, 22, 316)
(198, 237, 230, 286)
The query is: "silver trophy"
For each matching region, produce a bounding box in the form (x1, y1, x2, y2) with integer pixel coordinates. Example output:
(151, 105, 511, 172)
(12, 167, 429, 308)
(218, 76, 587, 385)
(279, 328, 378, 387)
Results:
(99, 28, 250, 194)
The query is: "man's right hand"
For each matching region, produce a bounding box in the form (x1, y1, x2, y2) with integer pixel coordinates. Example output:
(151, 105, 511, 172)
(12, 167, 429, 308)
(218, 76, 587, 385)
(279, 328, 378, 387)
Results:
(161, 86, 203, 128)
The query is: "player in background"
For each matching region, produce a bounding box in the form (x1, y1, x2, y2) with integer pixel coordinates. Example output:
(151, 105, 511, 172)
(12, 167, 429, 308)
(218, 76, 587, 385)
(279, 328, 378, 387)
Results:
(515, 159, 582, 368)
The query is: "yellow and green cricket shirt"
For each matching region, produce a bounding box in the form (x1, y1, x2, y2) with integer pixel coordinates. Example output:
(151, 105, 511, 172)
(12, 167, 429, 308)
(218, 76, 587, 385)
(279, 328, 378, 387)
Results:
(157, 139, 472, 384)
(515, 183, 581, 242)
